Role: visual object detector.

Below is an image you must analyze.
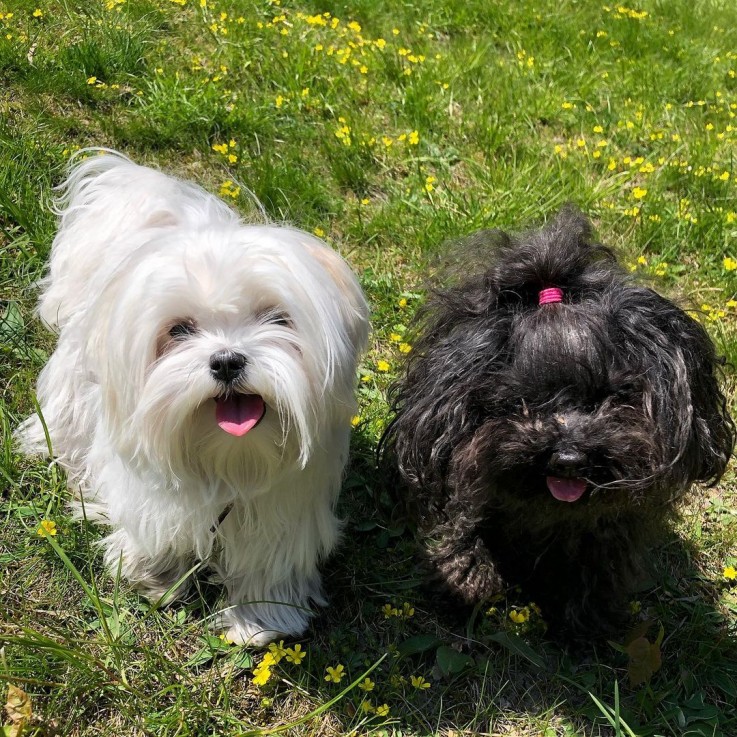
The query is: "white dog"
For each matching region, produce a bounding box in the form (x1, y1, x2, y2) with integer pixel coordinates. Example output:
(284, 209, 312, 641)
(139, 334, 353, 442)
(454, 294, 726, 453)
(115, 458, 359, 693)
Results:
(16, 150, 369, 646)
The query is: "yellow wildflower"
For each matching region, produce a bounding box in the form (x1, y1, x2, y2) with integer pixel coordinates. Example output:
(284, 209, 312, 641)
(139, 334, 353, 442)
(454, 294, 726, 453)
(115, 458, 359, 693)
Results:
(267, 641, 286, 663)
(723, 566, 736, 580)
(509, 607, 530, 624)
(358, 677, 375, 692)
(632, 187, 648, 200)
(324, 664, 345, 683)
(410, 674, 431, 689)
(399, 343, 412, 354)
(408, 130, 420, 145)
(376, 704, 390, 716)
(723, 257, 737, 271)
(252, 663, 272, 686)
(313, 226, 325, 237)
(377, 360, 390, 372)
(37, 520, 57, 537)
(285, 644, 306, 664)
(219, 181, 240, 199)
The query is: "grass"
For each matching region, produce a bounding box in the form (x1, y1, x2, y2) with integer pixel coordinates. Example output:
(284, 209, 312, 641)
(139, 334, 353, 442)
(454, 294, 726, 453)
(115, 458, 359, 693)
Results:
(1, 0, 737, 734)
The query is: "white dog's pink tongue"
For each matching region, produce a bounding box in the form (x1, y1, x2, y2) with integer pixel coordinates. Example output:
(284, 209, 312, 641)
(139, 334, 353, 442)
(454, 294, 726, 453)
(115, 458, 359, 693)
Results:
(546, 476, 587, 502)
(215, 395, 265, 436)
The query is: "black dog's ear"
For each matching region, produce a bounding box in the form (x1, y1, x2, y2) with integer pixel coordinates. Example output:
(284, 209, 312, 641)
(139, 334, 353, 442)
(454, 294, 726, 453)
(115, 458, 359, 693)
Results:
(613, 286, 734, 487)
(382, 280, 513, 510)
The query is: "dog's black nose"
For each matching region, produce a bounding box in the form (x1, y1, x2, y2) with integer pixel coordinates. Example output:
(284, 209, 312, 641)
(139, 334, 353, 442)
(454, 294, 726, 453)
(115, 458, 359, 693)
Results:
(548, 448, 587, 475)
(210, 350, 247, 383)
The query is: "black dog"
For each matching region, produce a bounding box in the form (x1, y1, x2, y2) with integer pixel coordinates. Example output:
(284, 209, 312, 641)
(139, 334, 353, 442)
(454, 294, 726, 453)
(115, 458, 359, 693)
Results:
(383, 207, 734, 638)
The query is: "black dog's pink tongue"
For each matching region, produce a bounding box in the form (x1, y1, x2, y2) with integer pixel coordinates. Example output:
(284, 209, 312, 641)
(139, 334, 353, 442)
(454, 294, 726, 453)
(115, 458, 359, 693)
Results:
(546, 476, 587, 502)
(215, 395, 265, 436)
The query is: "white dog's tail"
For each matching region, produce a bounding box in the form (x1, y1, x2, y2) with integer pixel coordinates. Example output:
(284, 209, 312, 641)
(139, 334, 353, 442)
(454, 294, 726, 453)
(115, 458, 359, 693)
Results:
(38, 149, 240, 331)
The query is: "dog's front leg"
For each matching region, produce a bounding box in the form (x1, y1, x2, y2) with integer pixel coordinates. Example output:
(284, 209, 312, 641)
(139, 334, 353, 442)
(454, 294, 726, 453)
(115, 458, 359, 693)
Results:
(215, 463, 342, 646)
(425, 499, 505, 604)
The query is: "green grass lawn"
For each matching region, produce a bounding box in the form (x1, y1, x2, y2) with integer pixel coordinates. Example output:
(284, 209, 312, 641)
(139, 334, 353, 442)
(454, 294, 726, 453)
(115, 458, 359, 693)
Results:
(1, 0, 737, 734)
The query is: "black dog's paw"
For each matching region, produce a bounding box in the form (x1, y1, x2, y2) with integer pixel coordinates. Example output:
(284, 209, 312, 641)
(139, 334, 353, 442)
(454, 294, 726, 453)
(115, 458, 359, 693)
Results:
(433, 537, 504, 604)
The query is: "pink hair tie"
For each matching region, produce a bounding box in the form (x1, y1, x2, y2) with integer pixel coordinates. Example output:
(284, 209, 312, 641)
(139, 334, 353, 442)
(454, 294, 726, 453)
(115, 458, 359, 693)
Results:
(538, 287, 563, 305)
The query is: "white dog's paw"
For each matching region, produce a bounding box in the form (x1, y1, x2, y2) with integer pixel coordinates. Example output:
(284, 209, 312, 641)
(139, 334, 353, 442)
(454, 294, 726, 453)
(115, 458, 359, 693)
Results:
(217, 603, 310, 648)
(225, 622, 286, 648)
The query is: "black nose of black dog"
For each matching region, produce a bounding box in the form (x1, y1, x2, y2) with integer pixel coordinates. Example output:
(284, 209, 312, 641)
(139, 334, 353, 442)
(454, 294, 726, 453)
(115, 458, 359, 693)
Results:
(210, 350, 247, 383)
(549, 448, 587, 475)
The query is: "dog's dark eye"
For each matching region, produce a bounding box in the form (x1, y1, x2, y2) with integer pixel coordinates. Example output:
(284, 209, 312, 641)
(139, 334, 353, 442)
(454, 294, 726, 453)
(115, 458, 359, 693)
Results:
(168, 321, 197, 339)
(259, 309, 291, 328)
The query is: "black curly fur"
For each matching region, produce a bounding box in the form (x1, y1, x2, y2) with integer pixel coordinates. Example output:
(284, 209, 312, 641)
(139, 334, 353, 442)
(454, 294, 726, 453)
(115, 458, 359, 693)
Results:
(382, 206, 734, 639)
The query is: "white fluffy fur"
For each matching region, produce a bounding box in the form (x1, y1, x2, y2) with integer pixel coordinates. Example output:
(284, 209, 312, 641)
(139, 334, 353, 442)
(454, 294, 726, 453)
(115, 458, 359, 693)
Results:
(16, 150, 369, 646)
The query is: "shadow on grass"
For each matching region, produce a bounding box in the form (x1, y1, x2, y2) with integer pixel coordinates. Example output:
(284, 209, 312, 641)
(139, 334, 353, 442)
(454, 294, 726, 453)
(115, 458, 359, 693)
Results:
(305, 425, 737, 735)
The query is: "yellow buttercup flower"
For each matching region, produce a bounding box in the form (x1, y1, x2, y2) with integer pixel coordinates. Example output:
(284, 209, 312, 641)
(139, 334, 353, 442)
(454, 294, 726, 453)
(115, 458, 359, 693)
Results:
(358, 677, 375, 692)
(252, 663, 272, 686)
(723, 257, 737, 271)
(37, 520, 57, 537)
(324, 664, 345, 683)
(285, 643, 306, 664)
(267, 641, 286, 663)
(410, 674, 431, 689)
(509, 607, 530, 624)
(724, 566, 736, 580)
(377, 360, 390, 372)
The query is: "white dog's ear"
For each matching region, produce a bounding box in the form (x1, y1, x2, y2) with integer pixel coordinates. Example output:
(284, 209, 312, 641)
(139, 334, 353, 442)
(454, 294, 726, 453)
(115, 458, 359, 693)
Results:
(57, 150, 239, 235)
(40, 150, 240, 332)
(302, 239, 369, 355)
